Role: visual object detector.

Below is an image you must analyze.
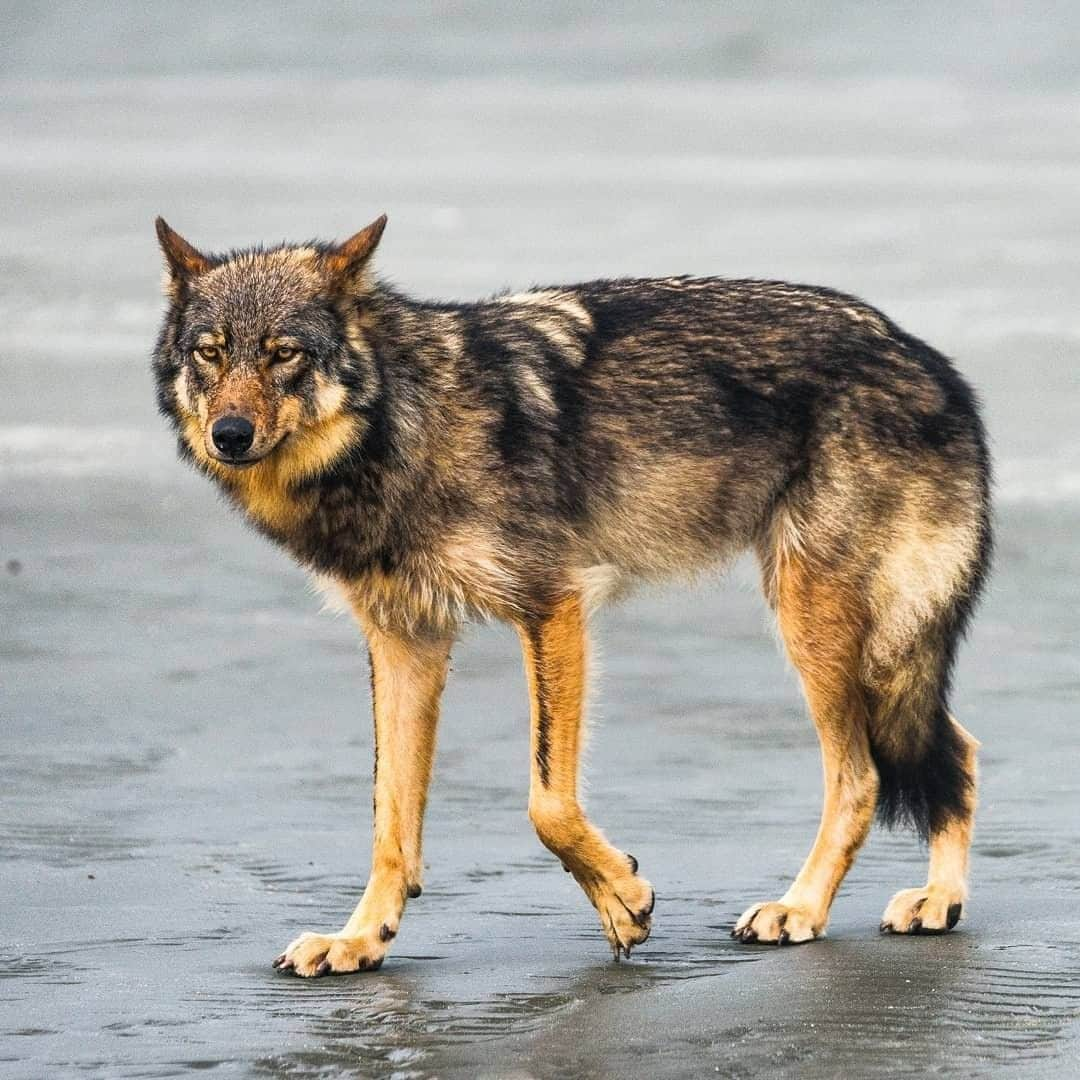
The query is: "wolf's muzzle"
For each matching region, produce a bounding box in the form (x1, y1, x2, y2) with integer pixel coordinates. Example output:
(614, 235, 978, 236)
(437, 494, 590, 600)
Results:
(212, 415, 255, 458)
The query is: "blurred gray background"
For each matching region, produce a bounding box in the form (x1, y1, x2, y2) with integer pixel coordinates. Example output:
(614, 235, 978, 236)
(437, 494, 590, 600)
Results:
(2, 3, 1078, 1077)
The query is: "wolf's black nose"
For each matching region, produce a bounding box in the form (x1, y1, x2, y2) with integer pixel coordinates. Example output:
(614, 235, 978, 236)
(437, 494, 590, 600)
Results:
(211, 416, 255, 457)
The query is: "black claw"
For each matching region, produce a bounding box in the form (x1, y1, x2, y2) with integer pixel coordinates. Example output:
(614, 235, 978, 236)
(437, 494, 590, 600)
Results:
(909, 917, 923, 934)
(778, 929, 790, 946)
(562, 863, 571, 873)
(272, 953, 287, 968)
(946, 903, 962, 930)
(314, 959, 331, 977)
(879, 921, 891, 934)
(279, 959, 295, 973)
(379, 923, 396, 943)
(627, 853, 639, 874)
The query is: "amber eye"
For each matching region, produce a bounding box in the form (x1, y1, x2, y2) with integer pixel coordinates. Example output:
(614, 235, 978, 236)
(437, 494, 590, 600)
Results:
(195, 345, 221, 364)
(270, 346, 301, 365)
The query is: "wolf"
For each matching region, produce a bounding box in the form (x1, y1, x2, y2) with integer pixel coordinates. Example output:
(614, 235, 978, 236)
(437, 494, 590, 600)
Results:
(152, 214, 991, 976)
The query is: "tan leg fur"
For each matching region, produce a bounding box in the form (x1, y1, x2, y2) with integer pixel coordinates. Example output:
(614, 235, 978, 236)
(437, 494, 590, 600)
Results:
(516, 594, 655, 959)
(274, 617, 452, 976)
(734, 552, 879, 944)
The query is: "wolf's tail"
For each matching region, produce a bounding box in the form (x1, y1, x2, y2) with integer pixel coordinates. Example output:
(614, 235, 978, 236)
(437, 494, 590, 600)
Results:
(860, 511, 992, 839)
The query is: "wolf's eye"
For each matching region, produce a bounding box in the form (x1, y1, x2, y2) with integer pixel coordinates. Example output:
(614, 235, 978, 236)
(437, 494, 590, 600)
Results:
(195, 345, 221, 364)
(270, 346, 301, 365)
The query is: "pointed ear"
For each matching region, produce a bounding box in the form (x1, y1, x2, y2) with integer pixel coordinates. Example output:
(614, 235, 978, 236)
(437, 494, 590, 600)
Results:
(323, 214, 388, 287)
(155, 217, 212, 282)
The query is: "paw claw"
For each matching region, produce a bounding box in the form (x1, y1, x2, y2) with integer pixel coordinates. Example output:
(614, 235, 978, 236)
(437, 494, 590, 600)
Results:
(627, 853, 639, 874)
(594, 868, 653, 959)
(733, 901, 819, 945)
(881, 886, 964, 935)
(274, 929, 393, 977)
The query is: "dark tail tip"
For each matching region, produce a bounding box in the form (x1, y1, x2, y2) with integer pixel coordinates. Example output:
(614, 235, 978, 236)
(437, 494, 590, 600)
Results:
(871, 706, 972, 841)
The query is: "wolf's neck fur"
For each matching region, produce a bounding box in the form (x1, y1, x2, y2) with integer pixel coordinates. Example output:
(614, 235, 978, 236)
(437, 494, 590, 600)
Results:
(211, 283, 478, 586)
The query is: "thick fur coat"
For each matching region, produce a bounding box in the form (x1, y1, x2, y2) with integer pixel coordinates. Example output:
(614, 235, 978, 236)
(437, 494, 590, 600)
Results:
(153, 216, 990, 974)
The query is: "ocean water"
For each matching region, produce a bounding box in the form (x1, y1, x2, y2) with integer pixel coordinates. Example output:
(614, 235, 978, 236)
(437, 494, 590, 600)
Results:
(1, 4, 1078, 1077)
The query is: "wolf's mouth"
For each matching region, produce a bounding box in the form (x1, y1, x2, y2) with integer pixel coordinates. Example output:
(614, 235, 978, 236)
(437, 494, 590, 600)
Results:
(214, 455, 261, 469)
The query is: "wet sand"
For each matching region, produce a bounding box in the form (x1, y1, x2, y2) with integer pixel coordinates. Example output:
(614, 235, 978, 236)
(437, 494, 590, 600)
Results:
(3, 4, 1080, 1076)
(3, 485, 1079, 1077)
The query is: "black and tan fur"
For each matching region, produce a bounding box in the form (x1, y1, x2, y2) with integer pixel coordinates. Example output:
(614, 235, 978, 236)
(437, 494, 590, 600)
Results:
(152, 215, 991, 974)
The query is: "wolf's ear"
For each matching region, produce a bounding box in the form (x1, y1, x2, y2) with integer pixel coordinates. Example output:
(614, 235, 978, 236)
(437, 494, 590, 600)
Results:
(323, 214, 388, 289)
(155, 217, 212, 285)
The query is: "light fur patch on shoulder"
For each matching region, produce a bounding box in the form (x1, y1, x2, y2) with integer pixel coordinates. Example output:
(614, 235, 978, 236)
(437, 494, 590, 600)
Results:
(514, 364, 557, 416)
(496, 289, 593, 364)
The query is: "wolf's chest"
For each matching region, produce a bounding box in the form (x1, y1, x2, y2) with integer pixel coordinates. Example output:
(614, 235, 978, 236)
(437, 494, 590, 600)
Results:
(309, 527, 522, 635)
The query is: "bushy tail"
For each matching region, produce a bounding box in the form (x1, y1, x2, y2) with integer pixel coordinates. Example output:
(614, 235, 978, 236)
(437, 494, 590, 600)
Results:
(865, 661, 972, 840)
(863, 517, 991, 840)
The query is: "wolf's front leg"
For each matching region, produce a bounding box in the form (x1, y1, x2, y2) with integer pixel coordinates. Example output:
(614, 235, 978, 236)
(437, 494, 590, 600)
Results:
(274, 619, 453, 976)
(516, 594, 654, 959)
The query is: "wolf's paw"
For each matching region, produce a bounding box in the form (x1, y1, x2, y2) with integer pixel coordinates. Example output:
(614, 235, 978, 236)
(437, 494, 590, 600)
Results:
(731, 901, 822, 945)
(272, 926, 394, 977)
(586, 856, 655, 960)
(880, 886, 964, 935)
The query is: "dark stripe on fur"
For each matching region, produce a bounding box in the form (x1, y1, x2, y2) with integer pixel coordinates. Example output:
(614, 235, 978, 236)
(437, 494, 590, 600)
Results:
(525, 623, 552, 787)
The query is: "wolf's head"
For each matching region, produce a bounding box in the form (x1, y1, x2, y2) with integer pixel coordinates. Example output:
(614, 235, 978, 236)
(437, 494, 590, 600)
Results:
(152, 216, 386, 478)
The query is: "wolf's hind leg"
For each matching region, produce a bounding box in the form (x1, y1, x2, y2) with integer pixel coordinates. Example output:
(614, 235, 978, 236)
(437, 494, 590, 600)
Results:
(274, 619, 452, 977)
(516, 594, 654, 959)
(733, 551, 879, 945)
(880, 716, 978, 934)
